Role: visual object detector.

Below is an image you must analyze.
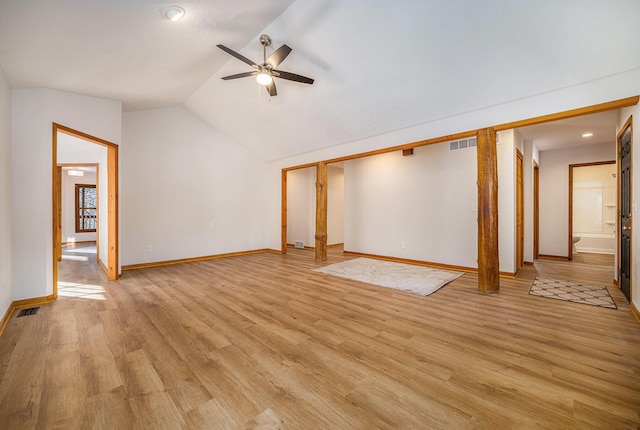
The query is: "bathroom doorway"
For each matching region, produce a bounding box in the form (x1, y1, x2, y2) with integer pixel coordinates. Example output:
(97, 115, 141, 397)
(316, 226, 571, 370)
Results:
(568, 161, 616, 260)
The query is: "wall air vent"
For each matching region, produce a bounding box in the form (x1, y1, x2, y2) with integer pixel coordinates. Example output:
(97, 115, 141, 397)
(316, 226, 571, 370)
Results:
(449, 136, 477, 151)
(295, 241, 304, 248)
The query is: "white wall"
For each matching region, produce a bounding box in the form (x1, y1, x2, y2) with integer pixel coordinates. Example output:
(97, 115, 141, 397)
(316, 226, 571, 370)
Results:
(0, 67, 12, 317)
(61, 171, 97, 243)
(121, 107, 267, 265)
(539, 142, 616, 257)
(343, 142, 480, 268)
(11, 89, 121, 300)
(327, 165, 344, 245)
(286, 167, 316, 247)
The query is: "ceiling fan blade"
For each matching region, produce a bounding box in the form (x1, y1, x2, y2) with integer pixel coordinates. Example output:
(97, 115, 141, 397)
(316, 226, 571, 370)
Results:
(221, 71, 257, 80)
(266, 80, 277, 96)
(216, 44, 258, 68)
(266, 44, 292, 68)
(273, 70, 314, 85)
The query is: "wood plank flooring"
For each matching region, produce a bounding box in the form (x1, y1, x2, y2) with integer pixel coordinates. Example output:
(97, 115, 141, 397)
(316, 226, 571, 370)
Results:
(0, 247, 639, 429)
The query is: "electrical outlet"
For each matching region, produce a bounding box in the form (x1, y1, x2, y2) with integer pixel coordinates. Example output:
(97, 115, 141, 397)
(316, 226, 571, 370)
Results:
(401, 242, 406, 249)
(147, 245, 153, 253)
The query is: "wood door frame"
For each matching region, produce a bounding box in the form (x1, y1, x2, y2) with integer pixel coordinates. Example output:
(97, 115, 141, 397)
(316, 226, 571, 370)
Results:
(568, 160, 616, 260)
(281, 163, 317, 254)
(533, 162, 540, 259)
(516, 150, 524, 271)
(53, 123, 119, 300)
(617, 115, 633, 300)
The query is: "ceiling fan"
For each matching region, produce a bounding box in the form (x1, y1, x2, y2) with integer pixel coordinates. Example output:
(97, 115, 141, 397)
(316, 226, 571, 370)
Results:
(217, 34, 314, 96)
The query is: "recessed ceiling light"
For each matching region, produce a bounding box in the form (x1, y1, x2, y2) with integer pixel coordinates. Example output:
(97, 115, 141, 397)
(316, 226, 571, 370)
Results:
(162, 6, 185, 21)
(582, 132, 594, 138)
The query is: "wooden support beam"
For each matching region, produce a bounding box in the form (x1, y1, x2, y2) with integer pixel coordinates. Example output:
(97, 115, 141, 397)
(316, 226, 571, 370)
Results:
(315, 162, 328, 262)
(477, 127, 500, 292)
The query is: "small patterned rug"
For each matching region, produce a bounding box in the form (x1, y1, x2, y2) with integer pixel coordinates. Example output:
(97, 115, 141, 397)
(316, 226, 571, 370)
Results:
(529, 278, 617, 309)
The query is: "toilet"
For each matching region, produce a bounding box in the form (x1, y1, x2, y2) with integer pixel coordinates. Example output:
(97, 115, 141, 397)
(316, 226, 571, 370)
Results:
(572, 236, 581, 254)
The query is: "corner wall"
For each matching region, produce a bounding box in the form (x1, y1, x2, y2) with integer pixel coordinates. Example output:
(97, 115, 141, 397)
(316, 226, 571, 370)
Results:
(0, 68, 12, 318)
(121, 107, 267, 265)
(11, 89, 121, 300)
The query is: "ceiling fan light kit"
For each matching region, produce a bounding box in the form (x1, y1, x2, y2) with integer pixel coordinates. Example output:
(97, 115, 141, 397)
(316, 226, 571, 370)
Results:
(217, 34, 314, 97)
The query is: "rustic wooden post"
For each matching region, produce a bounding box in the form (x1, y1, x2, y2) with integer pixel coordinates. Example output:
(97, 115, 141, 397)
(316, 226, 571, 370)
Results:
(315, 162, 328, 262)
(477, 127, 500, 292)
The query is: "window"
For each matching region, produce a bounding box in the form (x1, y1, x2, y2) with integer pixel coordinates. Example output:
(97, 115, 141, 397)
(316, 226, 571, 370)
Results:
(76, 184, 97, 232)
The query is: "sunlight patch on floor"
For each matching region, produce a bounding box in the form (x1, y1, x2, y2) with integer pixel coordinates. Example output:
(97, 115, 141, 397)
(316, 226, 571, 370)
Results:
(58, 281, 106, 300)
(61, 255, 90, 262)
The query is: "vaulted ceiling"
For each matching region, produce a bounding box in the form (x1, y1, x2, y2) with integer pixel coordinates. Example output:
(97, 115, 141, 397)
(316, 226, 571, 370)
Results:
(1, 1, 639, 160)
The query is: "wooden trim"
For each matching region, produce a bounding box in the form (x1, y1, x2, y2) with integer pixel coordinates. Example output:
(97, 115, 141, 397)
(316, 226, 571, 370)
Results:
(62, 240, 96, 246)
(533, 162, 539, 259)
(516, 150, 524, 271)
(524, 261, 534, 266)
(0, 294, 58, 337)
(315, 162, 328, 262)
(286, 244, 315, 250)
(0, 303, 15, 337)
(75, 183, 97, 233)
(282, 162, 318, 173)
(121, 249, 273, 271)
(630, 301, 640, 325)
(568, 160, 616, 261)
(343, 251, 516, 278)
(613, 278, 619, 287)
(281, 97, 640, 173)
(107, 144, 118, 280)
(538, 254, 570, 261)
(53, 123, 119, 286)
(494, 96, 640, 131)
(281, 169, 288, 254)
(477, 127, 500, 292)
(98, 258, 109, 276)
(328, 243, 344, 248)
(52, 130, 59, 297)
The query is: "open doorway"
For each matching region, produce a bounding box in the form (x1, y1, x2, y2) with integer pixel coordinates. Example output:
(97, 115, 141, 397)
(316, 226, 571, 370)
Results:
(52, 123, 119, 299)
(569, 161, 616, 260)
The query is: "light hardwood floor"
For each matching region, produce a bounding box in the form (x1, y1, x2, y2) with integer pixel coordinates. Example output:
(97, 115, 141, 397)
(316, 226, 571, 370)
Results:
(0, 247, 639, 429)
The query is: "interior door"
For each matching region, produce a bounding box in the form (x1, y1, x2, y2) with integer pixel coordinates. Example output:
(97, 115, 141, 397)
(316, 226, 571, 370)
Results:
(516, 151, 524, 270)
(619, 123, 632, 302)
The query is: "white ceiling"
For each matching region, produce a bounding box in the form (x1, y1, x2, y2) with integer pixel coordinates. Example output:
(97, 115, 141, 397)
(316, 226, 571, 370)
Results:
(0, 0, 296, 111)
(1, 1, 639, 161)
(516, 110, 620, 152)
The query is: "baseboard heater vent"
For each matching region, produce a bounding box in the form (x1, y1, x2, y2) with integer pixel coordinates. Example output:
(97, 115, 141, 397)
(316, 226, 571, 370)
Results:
(295, 241, 304, 249)
(17, 307, 40, 317)
(449, 136, 477, 151)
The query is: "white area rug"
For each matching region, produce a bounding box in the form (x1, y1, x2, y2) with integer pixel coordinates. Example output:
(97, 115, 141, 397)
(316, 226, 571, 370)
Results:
(313, 257, 464, 296)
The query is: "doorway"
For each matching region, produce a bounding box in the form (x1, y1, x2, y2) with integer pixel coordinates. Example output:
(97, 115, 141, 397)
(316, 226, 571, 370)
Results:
(52, 123, 119, 299)
(568, 161, 616, 260)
